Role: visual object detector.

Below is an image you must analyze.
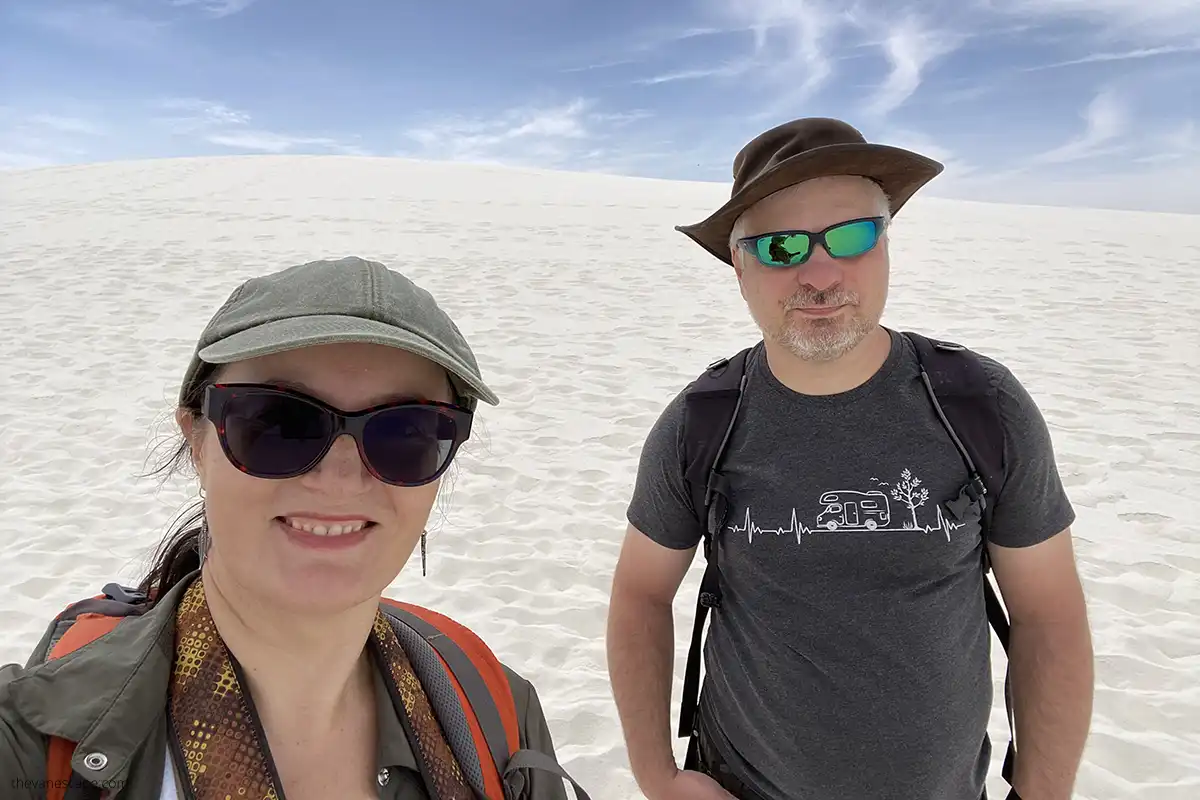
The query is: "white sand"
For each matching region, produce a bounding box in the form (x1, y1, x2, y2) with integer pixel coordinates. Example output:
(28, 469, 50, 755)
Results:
(1, 155, 1197, 799)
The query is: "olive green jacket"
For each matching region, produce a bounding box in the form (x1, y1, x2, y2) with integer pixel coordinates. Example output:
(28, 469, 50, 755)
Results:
(0, 576, 582, 799)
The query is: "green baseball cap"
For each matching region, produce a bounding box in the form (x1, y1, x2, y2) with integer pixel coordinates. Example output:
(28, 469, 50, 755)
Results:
(179, 256, 499, 411)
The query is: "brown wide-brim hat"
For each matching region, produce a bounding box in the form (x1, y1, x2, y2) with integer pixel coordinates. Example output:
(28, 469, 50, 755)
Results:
(677, 117, 945, 265)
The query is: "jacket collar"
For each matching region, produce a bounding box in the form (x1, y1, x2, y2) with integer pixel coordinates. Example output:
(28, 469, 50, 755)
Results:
(11, 572, 420, 788)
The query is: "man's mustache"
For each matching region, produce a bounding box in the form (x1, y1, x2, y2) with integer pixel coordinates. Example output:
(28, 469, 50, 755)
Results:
(784, 288, 858, 309)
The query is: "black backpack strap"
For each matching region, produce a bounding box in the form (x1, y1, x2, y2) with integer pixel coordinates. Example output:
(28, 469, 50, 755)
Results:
(904, 331, 1016, 787)
(678, 346, 754, 764)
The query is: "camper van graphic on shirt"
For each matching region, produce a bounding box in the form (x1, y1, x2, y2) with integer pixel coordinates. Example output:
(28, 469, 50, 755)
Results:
(730, 468, 963, 544)
(816, 490, 891, 530)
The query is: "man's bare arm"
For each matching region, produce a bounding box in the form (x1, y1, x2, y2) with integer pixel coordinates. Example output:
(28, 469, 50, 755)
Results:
(989, 527, 1094, 800)
(606, 524, 697, 798)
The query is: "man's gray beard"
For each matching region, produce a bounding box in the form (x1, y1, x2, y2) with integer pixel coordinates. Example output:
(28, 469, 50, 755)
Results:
(772, 315, 874, 361)
(763, 287, 875, 361)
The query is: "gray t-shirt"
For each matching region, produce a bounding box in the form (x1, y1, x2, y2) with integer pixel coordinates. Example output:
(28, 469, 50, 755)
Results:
(626, 327, 1076, 800)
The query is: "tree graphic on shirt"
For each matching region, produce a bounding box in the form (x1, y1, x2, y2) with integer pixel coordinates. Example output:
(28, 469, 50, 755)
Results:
(891, 469, 929, 530)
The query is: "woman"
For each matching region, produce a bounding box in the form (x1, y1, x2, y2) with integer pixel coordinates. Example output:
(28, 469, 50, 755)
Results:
(0, 257, 591, 800)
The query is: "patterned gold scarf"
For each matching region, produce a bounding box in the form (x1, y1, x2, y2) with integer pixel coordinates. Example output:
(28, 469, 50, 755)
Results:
(168, 577, 474, 799)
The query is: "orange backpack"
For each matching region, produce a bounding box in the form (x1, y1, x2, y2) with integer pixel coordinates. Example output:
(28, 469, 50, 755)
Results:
(39, 583, 590, 800)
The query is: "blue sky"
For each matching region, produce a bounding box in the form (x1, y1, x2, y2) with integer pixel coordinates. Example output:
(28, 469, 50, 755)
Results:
(3, 0, 1199, 212)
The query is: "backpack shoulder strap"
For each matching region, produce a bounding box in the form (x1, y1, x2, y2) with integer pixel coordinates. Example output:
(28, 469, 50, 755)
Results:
(676, 345, 754, 761)
(501, 749, 593, 800)
(39, 584, 149, 800)
(904, 332, 1003, 527)
(681, 346, 755, 546)
(903, 331, 1007, 604)
(381, 600, 594, 799)
(903, 330, 1016, 786)
(382, 599, 516, 798)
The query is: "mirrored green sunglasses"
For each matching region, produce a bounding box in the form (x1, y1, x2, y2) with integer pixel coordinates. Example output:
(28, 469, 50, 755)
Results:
(736, 216, 885, 267)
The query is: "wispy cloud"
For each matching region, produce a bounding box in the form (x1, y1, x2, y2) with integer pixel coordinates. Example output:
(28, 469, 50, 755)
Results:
(589, 109, 655, 126)
(168, 0, 258, 18)
(23, 114, 105, 137)
(658, 25, 743, 42)
(0, 107, 107, 169)
(626, 0, 844, 103)
(636, 1, 966, 120)
(155, 98, 251, 132)
(1023, 41, 1200, 69)
(397, 99, 654, 170)
(879, 126, 979, 181)
(932, 144, 1200, 215)
(153, 98, 367, 155)
(999, 0, 1200, 41)
(400, 100, 591, 166)
(205, 131, 364, 154)
(633, 61, 752, 85)
(735, 0, 842, 100)
(559, 22, 753, 75)
(1133, 120, 1200, 164)
(862, 14, 966, 118)
(631, 23, 757, 53)
(561, 57, 640, 74)
(1029, 88, 1128, 164)
(933, 84, 998, 105)
(1162, 120, 1200, 155)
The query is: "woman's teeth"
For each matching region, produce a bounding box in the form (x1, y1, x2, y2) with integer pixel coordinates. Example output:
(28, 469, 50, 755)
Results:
(282, 518, 369, 536)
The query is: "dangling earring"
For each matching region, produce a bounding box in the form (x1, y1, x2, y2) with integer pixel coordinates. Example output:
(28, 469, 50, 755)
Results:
(197, 519, 210, 565)
(421, 529, 427, 577)
(197, 485, 209, 566)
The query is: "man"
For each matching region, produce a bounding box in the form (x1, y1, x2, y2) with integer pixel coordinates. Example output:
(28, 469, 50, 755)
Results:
(605, 118, 1094, 800)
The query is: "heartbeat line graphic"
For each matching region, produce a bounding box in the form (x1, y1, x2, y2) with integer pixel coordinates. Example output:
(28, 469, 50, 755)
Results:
(728, 506, 962, 545)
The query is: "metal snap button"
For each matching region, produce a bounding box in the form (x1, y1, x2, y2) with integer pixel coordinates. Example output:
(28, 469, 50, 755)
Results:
(376, 767, 390, 786)
(82, 752, 108, 771)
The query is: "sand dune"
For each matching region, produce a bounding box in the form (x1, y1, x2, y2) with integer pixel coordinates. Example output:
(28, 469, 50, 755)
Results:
(1, 155, 1197, 798)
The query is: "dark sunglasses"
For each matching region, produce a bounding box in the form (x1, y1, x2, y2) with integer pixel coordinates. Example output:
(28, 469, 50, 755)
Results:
(201, 383, 472, 487)
(736, 216, 885, 267)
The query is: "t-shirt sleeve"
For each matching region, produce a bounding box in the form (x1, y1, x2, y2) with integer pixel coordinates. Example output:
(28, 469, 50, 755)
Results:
(625, 389, 706, 550)
(985, 359, 1077, 547)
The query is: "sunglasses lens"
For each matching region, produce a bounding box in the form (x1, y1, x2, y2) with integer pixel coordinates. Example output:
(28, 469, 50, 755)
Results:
(221, 392, 333, 477)
(754, 232, 812, 266)
(362, 407, 459, 485)
(824, 219, 880, 257)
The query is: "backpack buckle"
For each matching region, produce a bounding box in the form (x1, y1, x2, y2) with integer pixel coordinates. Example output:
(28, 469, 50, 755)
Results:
(945, 474, 987, 523)
(965, 473, 986, 501)
(102, 583, 148, 605)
